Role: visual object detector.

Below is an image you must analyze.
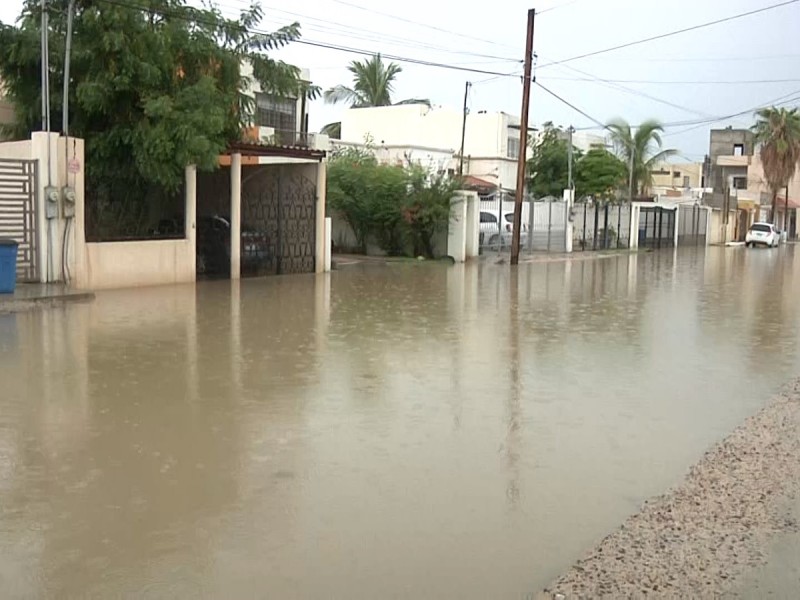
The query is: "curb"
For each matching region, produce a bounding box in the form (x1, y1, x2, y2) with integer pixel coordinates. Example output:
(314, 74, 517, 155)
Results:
(0, 292, 95, 314)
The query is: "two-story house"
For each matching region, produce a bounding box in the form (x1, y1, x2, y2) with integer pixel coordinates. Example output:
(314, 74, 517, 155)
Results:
(330, 104, 532, 197)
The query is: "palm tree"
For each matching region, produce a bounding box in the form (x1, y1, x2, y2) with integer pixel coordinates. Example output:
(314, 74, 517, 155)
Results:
(320, 54, 429, 139)
(606, 118, 676, 199)
(752, 107, 800, 227)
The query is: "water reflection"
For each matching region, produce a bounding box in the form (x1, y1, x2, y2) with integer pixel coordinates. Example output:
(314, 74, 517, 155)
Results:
(2, 247, 800, 597)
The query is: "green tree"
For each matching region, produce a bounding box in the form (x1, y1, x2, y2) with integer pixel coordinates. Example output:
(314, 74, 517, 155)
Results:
(327, 146, 379, 253)
(0, 0, 314, 193)
(403, 166, 459, 258)
(606, 118, 676, 198)
(752, 107, 800, 225)
(321, 54, 429, 140)
(527, 122, 578, 198)
(575, 147, 627, 201)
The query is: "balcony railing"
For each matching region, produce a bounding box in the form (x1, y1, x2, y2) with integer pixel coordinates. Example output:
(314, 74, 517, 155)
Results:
(252, 127, 325, 150)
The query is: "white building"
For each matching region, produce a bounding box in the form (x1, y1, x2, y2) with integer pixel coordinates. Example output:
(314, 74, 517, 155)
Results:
(332, 104, 528, 194)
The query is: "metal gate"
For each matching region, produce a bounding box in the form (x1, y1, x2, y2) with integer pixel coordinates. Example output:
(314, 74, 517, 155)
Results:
(242, 167, 317, 275)
(0, 159, 38, 281)
(638, 206, 676, 249)
(573, 202, 632, 251)
(677, 204, 708, 246)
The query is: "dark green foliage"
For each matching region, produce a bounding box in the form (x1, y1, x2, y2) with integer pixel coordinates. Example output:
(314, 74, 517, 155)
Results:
(327, 149, 458, 258)
(0, 0, 315, 235)
(527, 122, 579, 198)
(575, 148, 627, 201)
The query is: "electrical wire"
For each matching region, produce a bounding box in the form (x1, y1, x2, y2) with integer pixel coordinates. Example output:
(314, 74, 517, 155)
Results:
(94, 0, 523, 78)
(538, 0, 800, 69)
(534, 81, 609, 130)
(327, 0, 519, 51)
(540, 76, 800, 86)
(214, 1, 524, 63)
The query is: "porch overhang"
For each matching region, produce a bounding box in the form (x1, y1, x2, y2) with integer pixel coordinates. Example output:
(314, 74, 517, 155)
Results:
(219, 141, 326, 166)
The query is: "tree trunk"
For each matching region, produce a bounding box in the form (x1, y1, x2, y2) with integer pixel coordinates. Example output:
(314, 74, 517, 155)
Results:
(770, 190, 777, 224)
(786, 185, 790, 238)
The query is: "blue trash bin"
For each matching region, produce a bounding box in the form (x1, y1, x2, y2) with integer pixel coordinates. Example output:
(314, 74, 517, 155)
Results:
(0, 238, 19, 294)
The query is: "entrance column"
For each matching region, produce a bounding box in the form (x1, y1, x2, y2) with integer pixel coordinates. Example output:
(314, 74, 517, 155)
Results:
(230, 152, 242, 279)
(315, 160, 327, 273)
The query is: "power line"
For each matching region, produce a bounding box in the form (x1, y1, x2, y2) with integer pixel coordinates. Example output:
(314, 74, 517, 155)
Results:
(540, 58, 714, 119)
(538, 0, 800, 69)
(534, 81, 609, 130)
(328, 0, 520, 51)
(243, 3, 523, 63)
(94, 0, 522, 78)
(540, 76, 800, 85)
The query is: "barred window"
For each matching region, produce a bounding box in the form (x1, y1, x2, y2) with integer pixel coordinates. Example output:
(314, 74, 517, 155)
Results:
(255, 93, 296, 132)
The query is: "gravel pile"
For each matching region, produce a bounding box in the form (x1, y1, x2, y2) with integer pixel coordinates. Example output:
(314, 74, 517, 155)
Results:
(539, 379, 800, 599)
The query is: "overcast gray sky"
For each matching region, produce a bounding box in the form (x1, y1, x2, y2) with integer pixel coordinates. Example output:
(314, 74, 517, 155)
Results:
(2, 0, 799, 159)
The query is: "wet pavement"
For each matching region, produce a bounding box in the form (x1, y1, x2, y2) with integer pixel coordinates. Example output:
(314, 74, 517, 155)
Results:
(2, 246, 800, 598)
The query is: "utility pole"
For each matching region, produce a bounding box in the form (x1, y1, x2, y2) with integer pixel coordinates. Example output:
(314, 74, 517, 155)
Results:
(510, 8, 535, 266)
(458, 81, 471, 177)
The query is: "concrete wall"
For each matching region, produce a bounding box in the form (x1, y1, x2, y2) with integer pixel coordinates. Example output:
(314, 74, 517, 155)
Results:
(80, 239, 195, 289)
(708, 209, 737, 244)
(72, 161, 196, 290)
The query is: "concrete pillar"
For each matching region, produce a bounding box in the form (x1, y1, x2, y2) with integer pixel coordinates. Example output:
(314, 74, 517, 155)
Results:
(315, 160, 327, 273)
(628, 203, 639, 249)
(673, 208, 680, 247)
(230, 153, 241, 279)
(324, 217, 332, 272)
(185, 164, 197, 278)
(448, 195, 467, 262)
(462, 191, 480, 259)
(563, 189, 574, 253)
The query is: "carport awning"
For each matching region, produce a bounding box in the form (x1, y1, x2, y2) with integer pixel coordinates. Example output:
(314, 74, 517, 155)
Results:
(224, 141, 326, 161)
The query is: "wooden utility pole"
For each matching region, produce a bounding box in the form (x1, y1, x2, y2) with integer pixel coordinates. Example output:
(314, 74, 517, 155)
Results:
(510, 8, 535, 265)
(458, 81, 471, 176)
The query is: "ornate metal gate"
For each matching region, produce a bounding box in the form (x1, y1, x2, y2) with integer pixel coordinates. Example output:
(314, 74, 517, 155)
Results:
(0, 159, 39, 281)
(241, 166, 317, 275)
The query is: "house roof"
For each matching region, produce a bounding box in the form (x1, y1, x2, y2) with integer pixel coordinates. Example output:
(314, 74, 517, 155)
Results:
(461, 175, 496, 191)
(775, 196, 800, 209)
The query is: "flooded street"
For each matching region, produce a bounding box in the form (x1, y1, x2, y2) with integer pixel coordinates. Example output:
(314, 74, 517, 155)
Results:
(3, 246, 800, 598)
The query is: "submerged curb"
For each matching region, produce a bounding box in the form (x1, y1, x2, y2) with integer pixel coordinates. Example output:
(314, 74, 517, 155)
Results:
(538, 379, 800, 599)
(0, 291, 95, 314)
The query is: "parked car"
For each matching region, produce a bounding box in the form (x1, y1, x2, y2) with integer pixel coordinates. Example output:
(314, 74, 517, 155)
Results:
(479, 211, 528, 248)
(745, 222, 780, 248)
(196, 215, 270, 276)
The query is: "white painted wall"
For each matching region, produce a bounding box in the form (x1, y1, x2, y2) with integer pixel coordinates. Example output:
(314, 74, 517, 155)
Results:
(339, 105, 518, 168)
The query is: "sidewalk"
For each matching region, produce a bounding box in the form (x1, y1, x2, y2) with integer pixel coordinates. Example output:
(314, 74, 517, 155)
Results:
(0, 283, 94, 313)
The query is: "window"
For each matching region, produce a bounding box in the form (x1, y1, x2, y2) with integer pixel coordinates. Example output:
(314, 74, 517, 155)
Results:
(733, 176, 747, 190)
(751, 223, 772, 233)
(255, 92, 297, 133)
(507, 137, 520, 159)
(733, 144, 744, 156)
(672, 171, 681, 179)
(480, 212, 498, 224)
(683, 176, 690, 188)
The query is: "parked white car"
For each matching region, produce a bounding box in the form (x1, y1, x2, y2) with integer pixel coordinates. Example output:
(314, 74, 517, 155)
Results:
(745, 222, 780, 248)
(479, 211, 528, 248)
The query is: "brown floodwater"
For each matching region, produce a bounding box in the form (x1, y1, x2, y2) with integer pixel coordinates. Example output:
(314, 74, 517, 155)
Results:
(2, 246, 800, 598)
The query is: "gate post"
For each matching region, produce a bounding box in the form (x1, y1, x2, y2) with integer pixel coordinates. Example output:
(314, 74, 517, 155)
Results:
(230, 152, 242, 279)
(315, 159, 327, 273)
